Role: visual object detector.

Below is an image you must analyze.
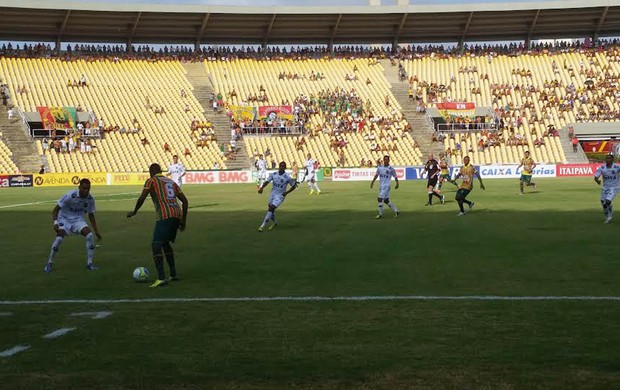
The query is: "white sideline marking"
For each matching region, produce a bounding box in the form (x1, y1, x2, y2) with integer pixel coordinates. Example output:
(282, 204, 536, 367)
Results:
(70, 311, 113, 319)
(0, 345, 30, 358)
(0, 312, 12, 316)
(0, 192, 139, 210)
(42, 327, 76, 339)
(1, 295, 620, 305)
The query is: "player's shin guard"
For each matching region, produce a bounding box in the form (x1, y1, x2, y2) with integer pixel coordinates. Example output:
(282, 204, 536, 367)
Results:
(378, 203, 384, 216)
(48, 236, 64, 263)
(428, 192, 433, 204)
(85, 232, 95, 265)
(163, 242, 176, 278)
(387, 202, 399, 213)
(457, 200, 465, 213)
(314, 182, 321, 192)
(151, 243, 166, 280)
(270, 210, 278, 224)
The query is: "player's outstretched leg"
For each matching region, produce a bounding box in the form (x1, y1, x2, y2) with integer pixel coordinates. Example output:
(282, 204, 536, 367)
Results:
(150, 242, 168, 287)
(259, 206, 275, 232)
(455, 190, 467, 216)
(385, 199, 400, 218)
(313, 181, 321, 194)
(84, 232, 98, 270)
(308, 180, 314, 195)
(163, 242, 178, 280)
(376, 198, 384, 219)
(603, 200, 613, 223)
(45, 235, 64, 272)
(269, 209, 279, 230)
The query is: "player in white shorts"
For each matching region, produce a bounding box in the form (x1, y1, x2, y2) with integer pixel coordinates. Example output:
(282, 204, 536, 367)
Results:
(44, 178, 103, 272)
(167, 155, 186, 187)
(594, 154, 620, 224)
(257, 161, 297, 232)
(256, 154, 267, 188)
(305, 153, 321, 195)
(370, 155, 400, 219)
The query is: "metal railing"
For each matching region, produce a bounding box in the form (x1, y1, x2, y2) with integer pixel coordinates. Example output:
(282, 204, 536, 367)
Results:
(436, 122, 496, 132)
(240, 126, 305, 136)
(15, 107, 32, 138)
(31, 128, 101, 139)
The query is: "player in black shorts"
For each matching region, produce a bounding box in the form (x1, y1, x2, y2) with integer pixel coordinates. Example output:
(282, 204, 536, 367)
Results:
(424, 153, 445, 205)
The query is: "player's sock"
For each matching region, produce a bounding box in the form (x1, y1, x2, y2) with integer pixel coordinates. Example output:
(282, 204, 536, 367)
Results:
(152, 244, 166, 280)
(163, 243, 176, 278)
(388, 202, 399, 213)
(85, 232, 95, 265)
(428, 193, 433, 204)
(260, 211, 273, 228)
(378, 203, 384, 216)
(437, 182, 443, 190)
(457, 200, 465, 213)
(314, 183, 321, 192)
(432, 191, 442, 199)
(270, 210, 278, 225)
(463, 199, 472, 208)
(48, 236, 64, 263)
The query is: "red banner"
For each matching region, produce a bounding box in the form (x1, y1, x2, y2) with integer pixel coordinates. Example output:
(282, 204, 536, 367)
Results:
(436, 102, 476, 110)
(0, 175, 8, 188)
(581, 141, 619, 153)
(258, 105, 293, 120)
(556, 164, 599, 177)
(36, 107, 55, 129)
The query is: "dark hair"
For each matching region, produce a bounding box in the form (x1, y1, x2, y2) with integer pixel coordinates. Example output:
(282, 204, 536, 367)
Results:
(79, 178, 91, 186)
(173, 154, 178, 158)
(149, 163, 162, 175)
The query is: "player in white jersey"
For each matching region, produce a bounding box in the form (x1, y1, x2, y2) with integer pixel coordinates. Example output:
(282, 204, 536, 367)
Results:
(256, 154, 268, 188)
(594, 154, 620, 223)
(44, 178, 102, 272)
(305, 153, 321, 195)
(370, 155, 400, 219)
(167, 155, 186, 187)
(257, 161, 297, 232)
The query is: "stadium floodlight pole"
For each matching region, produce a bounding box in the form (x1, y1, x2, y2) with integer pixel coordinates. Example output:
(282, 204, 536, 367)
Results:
(56, 10, 71, 53)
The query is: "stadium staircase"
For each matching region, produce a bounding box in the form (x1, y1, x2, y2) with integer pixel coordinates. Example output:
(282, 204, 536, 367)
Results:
(183, 62, 249, 169)
(560, 127, 588, 163)
(381, 59, 442, 158)
(0, 111, 41, 173)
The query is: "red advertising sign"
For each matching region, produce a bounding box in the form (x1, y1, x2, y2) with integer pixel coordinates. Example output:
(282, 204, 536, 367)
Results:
(258, 105, 293, 120)
(556, 164, 599, 177)
(436, 102, 476, 110)
(0, 175, 9, 188)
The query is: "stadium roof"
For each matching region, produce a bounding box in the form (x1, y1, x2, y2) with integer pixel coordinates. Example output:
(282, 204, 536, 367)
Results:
(1, 0, 619, 46)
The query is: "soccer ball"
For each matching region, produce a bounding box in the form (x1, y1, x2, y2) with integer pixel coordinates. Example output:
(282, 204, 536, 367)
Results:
(132, 267, 149, 282)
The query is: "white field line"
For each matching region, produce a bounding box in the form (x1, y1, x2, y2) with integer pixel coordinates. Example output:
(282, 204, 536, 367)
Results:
(0, 191, 139, 209)
(1, 295, 620, 305)
(0, 312, 12, 316)
(42, 327, 76, 339)
(0, 345, 30, 357)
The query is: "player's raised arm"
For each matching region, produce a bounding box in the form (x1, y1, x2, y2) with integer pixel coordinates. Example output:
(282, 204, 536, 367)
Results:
(127, 187, 150, 218)
(177, 191, 189, 231)
(594, 166, 602, 185)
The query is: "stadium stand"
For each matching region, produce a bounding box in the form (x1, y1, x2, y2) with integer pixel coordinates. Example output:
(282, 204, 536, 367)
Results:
(0, 57, 227, 172)
(403, 49, 620, 165)
(205, 59, 423, 168)
(0, 138, 18, 173)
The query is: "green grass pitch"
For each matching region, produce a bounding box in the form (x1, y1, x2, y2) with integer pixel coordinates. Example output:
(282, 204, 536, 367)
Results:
(1, 178, 620, 389)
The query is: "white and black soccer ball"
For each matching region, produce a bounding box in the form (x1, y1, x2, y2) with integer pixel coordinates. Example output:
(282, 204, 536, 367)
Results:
(132, 267, 149, 282)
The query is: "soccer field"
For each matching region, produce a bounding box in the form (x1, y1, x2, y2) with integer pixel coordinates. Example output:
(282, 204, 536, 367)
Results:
(1, 178, 620, 389)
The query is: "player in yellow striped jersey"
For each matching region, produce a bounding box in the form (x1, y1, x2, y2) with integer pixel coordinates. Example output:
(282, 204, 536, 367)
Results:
(517, 151, 537, 195)
(454, 156, 485, 216)
(127, 163, 189, 287)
